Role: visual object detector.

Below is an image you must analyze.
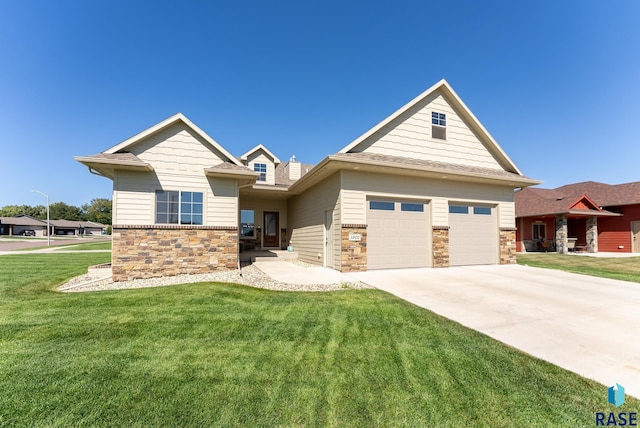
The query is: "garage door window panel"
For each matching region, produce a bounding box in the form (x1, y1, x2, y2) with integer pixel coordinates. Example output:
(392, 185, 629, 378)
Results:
(449, 205, 469, 214)
(473, 207, 492, 215)
(370, 201, 395, 211)
(401, 203, 424, 212)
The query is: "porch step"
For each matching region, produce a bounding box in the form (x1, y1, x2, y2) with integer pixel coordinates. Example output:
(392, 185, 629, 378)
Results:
(243, 250, 298, 263)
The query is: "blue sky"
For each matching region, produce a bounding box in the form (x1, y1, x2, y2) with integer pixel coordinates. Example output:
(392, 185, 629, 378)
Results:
(1, 1, 639, 208)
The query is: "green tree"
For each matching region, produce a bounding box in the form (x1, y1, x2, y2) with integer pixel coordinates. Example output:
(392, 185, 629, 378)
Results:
(81, 198, 112, 225)
(0, 205, 46, 219)
(49, 202, 83, 221)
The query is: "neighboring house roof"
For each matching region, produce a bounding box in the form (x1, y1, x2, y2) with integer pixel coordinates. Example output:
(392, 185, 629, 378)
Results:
(554, 181, 640, 207)
(240, 144, 281, 164)
(338, 79, 524, 175)
(0, 216, 47, 227)
(49, 219, 85, 228)
(514, 182, 634, 218)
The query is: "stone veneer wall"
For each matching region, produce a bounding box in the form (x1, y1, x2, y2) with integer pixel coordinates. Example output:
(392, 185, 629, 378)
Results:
(340, 224, 367, 272)
(112, 225, 238, 282)
(499, 228, 517, 264)
(432, 226, 449, 268)
(586, 217, 598, 253)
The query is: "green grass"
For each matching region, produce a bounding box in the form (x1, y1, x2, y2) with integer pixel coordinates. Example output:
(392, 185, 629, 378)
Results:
(1, 253, 637, 426)
(13, 239, 112, 252)
(59, 240, 112, 251)
(517, 253, 640, 283)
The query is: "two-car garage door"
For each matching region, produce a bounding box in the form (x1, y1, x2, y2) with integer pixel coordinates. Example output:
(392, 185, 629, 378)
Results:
(367, 199, 498, 269)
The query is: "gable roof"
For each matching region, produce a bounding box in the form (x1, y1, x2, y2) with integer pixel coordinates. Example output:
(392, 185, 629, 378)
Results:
(338, 79, 523, 175)
(554, 181, 640, 207)
(104, 113, 242, 166)
(515, 183, 631, 218)
(240, 144, 281, 164)
(0, 216, 47, 227)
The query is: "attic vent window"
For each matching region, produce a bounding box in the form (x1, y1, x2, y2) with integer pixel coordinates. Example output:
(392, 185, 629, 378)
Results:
(432, 112, 446, 140)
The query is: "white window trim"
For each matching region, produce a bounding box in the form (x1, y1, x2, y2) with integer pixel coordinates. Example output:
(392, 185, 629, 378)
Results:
(155, 190, 204, 225)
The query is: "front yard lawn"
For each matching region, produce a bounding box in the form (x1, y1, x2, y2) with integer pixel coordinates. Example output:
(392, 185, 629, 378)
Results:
(517, 253, 640, 283)
(1, 253, 637, 426)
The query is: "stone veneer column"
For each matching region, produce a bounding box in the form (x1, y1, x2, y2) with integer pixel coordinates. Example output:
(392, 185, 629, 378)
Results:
(432, 226, 450, 268)
(111, 225, 238, 282)
(586, 216, 598, 253)
(340, 224, 367, 272)
(555, 215, 568, 254)
(499, 228, 517, 264)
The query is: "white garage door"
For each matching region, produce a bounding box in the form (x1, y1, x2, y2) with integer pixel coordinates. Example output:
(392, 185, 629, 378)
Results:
(448, 204, 498, 266)
(367, 199, 430, 269)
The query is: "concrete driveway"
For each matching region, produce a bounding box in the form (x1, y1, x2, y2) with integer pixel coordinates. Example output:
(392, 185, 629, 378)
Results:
(348, 264, 640, 398)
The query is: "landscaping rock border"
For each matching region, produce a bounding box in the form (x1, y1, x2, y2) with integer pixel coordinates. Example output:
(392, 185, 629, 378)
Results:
(59, 263, 372, 293)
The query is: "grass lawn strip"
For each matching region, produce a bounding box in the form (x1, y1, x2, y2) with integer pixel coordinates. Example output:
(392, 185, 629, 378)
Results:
(517, 253, 640, 283)
(0, 252, 637, 426)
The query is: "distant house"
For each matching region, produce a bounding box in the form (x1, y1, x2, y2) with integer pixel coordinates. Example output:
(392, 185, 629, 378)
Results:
(49, 220, 107, 236)
(515, 181, 640, 253)
(0, 216, 107, 237)
(76, 79, 540, 282)
(0, 215, 47, 236)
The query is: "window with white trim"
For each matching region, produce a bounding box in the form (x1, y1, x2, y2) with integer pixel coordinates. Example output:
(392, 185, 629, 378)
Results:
(254, 163, 267, 181)
(156, 190, 203, 225)
(432, 111, 446, 140)
(240, 209, 255, 238)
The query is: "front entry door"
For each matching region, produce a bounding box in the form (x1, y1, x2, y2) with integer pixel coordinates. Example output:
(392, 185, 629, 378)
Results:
(632, 221, 640, 253)
(263, 212, 279, 248)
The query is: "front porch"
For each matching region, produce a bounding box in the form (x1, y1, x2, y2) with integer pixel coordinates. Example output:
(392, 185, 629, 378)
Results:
(518, 211, 621, 254)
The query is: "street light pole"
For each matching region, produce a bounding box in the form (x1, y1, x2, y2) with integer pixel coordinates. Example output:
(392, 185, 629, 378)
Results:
(30, 190, 50, 247)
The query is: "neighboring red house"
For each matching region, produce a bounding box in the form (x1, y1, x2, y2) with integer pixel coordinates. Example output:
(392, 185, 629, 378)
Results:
(515, 181, 640, 254)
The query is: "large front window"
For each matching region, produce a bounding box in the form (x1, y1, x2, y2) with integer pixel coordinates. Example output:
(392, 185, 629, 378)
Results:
(156, 191, 203, 225)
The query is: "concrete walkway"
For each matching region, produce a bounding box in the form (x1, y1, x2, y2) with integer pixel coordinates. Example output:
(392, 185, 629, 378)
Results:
(349, 264, 640, 398)
(253, 261, 357, 285)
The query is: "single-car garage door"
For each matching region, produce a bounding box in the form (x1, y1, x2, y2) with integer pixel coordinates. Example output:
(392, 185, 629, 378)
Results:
(367, 199, 430, 269)
(448, 204, 498, 266)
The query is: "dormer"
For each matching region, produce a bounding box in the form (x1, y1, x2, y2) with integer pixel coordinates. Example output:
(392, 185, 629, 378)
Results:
(240, 144, 281, 185)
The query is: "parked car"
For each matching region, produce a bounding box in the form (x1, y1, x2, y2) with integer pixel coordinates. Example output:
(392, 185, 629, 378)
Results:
(20, 230, 36, 236)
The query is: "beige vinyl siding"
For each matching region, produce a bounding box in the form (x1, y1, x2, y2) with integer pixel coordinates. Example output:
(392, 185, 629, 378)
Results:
(113, 171, 238, 227)
(351, 91, 503, 170)
(129, 122, 226, 172)
(112, 123, 239, 227)
(332, 207, 340, 269)
(288, 172, 341, 266)
(246, 151, 276, 185)
(340, 170, 514, 228)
